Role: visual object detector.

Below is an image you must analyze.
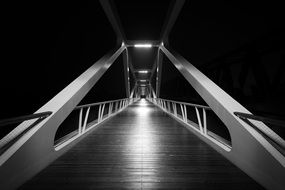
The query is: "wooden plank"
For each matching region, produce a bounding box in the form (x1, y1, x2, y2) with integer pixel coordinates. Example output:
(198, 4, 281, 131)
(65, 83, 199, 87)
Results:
(20, 100, 263, 189)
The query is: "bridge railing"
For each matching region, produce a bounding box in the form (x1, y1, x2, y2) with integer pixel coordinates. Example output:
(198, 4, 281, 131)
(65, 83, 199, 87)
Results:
(0, 112, 52, 154)
(54, 98, 138, 150)
(234, 112, 285, 154)
(148, 98, 231, 150)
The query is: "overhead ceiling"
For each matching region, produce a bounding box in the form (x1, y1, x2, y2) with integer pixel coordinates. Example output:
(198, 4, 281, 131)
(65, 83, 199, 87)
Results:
(114, 0, 171, 40)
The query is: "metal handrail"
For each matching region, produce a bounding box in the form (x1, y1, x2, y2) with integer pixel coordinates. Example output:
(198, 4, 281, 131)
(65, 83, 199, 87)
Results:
(234, 112, 285, 127)
(155, 98, 211, 109)
(54, 98, 138, 150)
(0, 111, 52, 127)
(148, 97, 232, 150)
(75, 98, 129, 110)
(234, 111, 285, 154)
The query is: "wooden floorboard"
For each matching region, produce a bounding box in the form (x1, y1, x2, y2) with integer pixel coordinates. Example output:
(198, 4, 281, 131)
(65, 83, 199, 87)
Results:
(20, 99, 264, 189)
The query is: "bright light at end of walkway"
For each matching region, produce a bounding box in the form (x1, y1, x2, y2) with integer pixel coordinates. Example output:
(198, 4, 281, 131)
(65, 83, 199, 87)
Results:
(134, 44, 152, 48)
(138, 70, 149, 74)
(140, 80, 147, 82)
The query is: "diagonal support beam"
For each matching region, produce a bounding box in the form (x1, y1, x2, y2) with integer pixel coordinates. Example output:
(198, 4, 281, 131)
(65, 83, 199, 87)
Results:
(99, 0, 126, 44)
(160, 0, 185, 44)
(123, 48, 130, 97)
(156, 49, 163, 97)
(0, 45, 126, 189)
(128, 57, 137, 81)
(160, 45, 285, 190)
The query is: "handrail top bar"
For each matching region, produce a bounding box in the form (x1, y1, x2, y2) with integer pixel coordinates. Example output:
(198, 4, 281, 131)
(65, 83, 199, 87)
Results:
(234, 112, 285, 127)
(0, 111, 52, 127)
(75, 98, 131, 110)
(154, 98, 211, 110)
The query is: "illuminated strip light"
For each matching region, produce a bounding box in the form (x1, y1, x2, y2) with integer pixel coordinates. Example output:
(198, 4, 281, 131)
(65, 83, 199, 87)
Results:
(140, 80, 147, 82)
(138, 70, 149, 74)
(134, 44, 152, 48)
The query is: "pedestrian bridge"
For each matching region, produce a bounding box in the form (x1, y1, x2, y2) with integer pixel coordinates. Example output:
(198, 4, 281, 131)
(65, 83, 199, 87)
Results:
(0, 0, 284, 189)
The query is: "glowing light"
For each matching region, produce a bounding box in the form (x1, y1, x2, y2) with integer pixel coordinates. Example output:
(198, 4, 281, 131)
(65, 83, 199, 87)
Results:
(140, 80, 147, 82)
(134, 44, 152, 48)
(138, 70, 149, 74)
(138, 99, 148, 107)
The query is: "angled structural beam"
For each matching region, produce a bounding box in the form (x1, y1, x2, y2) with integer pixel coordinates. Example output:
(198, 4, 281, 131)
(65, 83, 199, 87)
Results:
(123, 48, 130, 97)
(160, 45, 285, 190)
(156, 49, 163, 97)
(128, 57, 137, 81)
(160, 0, 185, 44)
(149, 57, 158, 81)
(99, 0, 126, 44)
(0, 46, 126, 190)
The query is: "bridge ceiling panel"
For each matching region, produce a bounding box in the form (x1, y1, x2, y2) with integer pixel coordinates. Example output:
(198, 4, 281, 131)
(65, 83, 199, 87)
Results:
(114, 0, 171, 40)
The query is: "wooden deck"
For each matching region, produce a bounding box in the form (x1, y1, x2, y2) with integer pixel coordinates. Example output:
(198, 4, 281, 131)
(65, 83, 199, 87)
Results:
(20, 99, 263, 189)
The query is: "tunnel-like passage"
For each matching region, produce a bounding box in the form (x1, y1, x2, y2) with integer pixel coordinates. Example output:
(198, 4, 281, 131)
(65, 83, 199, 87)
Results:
(21, 99, 262, 189)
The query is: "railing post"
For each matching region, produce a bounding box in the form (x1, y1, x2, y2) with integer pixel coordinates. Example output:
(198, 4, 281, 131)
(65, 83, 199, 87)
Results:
(167, 102, 171, 113)
(78, 108, 83, 134)
(184, 104, 187, 123)
(195, 107, 203, 133)
(203, 108, 207, 135)
(180, 104, 185, 121)
(119, 100, 122, 110)
(82, 107, 90, 132)
(108, 102, 113, 116)
(173, 102, 177, 116)
(98, 105, 102, 122)
(101, 104, 105, 121)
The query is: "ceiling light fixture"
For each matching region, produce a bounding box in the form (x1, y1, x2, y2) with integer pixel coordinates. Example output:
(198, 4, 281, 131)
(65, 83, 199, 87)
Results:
(138, 70, 149, 74)
(134, 44, 152, 48)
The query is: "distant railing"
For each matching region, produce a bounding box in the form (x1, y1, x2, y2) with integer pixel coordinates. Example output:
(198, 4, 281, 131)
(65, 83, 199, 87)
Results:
(234, 112, 285, 152)
(0, 111, 52, 152)
(54, 98, 138, 150)
(147, 98, 232, 151)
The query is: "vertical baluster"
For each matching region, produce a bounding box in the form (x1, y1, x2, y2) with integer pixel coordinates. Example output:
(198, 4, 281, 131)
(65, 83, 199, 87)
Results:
(180, 104, 185, 121)
(119, 100, 122, 110)
(98, 105, 102, 122)
(184, 105, 187, 123)
(172, 102, 175, 115)
(195, 107, 203, 133)
(109, 102, 113, 116)
(203, 108, 207, 135)
(82, 107, 90, 132)
(78, 108, 83, 134)
(101, 104, 105, 121)
(167, 102, 170, 113)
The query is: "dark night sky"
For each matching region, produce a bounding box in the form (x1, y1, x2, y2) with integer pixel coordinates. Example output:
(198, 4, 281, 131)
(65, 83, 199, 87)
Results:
(0, 0, 284, 120)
